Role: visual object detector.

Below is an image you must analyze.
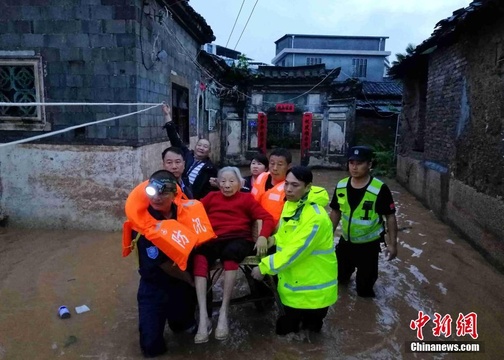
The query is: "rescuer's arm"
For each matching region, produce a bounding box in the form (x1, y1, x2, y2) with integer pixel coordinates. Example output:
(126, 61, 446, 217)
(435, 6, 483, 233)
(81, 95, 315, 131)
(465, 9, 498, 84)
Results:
(329, 208, 342, 233)
(384, 213, 398, 261)
(159, 259, 194, 286)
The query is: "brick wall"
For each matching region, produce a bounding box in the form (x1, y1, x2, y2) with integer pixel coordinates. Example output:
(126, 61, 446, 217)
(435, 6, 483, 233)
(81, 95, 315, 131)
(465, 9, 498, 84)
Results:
(454, 19, 504, 198)
(424, 43, 467, 167)
(399, 76, 427, 156)
(0, 0, 204, 146)
(396, 12, 504, 270)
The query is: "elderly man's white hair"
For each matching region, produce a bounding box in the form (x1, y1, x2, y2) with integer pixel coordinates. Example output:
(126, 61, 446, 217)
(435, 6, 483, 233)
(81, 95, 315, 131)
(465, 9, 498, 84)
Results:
(217, 166, 244, 185)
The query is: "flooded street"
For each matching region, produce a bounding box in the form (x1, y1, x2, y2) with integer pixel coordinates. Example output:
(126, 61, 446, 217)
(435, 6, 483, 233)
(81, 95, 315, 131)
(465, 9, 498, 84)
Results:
(1, 169, 503, 359)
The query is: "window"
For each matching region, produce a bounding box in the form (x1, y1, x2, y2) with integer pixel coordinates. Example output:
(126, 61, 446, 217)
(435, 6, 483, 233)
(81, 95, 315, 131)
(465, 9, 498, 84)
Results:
(306, 57, 322, 65)
(172, 84, 189, 143)
(307, 94, 320, 105)
(281, 59, 285, 67)
(352, 58, 367, 78)
(0, 56, 46, 130)
(252, 94, 263, 106)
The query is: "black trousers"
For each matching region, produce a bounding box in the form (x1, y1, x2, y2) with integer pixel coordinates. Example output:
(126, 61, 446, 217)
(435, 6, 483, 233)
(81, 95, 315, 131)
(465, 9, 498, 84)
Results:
(276, 306, 329, 335)
(137, 278, 196, 358)
(194, 237, 255, 266)
(336, 238, 381, 297)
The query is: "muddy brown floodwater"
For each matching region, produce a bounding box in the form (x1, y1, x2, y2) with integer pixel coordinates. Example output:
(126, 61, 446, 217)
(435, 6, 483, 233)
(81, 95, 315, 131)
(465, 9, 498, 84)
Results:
(1, 169, 503, 359)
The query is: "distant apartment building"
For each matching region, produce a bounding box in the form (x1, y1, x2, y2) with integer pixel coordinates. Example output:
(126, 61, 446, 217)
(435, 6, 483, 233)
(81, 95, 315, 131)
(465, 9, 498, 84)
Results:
(271, 34, 391, 81)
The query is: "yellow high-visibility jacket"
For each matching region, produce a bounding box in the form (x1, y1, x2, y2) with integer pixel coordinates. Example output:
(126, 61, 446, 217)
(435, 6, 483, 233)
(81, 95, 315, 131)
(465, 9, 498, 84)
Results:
(259, 186, 338, 309)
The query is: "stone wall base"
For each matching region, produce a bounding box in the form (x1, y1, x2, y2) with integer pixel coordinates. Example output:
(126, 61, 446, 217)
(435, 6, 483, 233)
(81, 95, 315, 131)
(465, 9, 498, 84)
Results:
(0, 142, 169, 231)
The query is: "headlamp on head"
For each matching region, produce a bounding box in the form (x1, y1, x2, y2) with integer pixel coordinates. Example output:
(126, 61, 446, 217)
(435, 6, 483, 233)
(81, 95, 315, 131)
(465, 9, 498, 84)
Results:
(145, 179, 176, 196)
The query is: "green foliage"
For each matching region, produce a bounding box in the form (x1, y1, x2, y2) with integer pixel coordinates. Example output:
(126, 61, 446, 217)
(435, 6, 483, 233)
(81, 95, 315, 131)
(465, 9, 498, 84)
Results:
(236, 54, 250, 71)
(373, 148, 396, 178)
(357, 139, 396, 177)
(388, 43, 416, 78)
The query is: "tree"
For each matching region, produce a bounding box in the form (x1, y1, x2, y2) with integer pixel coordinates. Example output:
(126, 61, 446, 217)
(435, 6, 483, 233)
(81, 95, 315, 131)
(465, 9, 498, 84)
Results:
(388, 43, 416, 78)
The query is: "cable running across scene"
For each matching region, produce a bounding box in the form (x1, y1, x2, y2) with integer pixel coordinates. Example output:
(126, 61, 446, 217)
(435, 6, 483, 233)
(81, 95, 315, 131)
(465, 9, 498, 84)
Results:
(0, 103, 163, 148)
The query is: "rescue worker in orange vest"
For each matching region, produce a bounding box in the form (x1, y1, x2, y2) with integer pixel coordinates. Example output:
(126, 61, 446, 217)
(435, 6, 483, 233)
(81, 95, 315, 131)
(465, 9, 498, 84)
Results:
(251, 148, 292, 224)
(125, 170, 209, 358)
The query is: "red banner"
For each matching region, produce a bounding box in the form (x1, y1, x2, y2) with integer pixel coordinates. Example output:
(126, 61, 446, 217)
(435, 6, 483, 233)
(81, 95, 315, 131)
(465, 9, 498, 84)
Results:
(301, 112, 313, 165)
(275, 103, 295, 113)
(257, 112, 267, 155)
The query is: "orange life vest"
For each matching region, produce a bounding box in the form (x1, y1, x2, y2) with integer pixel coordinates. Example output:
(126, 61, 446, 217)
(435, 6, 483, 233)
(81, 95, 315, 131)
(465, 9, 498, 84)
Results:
(122, 180, 216, 270)
(251, 172, 286, 223)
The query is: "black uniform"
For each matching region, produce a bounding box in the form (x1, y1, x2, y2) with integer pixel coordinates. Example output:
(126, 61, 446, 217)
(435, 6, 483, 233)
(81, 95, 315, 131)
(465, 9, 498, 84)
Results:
(135, 205, 196, 357)
(330, 177, 396, 297)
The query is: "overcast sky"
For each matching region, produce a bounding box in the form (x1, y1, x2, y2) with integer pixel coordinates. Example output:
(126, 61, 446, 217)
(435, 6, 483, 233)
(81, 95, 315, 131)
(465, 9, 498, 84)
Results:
(189, 0, 472, 64)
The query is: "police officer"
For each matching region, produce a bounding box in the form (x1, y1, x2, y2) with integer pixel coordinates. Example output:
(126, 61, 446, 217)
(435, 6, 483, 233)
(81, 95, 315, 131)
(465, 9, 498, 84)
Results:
(329, 146, 398, 298)
(132, 170, 197, 357)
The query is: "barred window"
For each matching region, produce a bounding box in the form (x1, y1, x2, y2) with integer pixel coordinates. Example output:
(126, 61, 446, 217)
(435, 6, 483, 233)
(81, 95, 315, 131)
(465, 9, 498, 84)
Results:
(352, 58, 367, 78)
(0, 57, 46, 131)
(306, 57, 322, 65)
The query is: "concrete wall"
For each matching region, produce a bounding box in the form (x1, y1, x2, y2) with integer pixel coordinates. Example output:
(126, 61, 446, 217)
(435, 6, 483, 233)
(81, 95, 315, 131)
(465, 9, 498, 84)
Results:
(276, 36, 384, 54)
(278, 54, 385, 82)
(0, 142, 168, 231)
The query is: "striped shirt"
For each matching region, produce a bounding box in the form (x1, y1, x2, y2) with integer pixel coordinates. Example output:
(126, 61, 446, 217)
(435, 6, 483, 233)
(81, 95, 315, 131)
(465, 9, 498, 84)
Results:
(188, 161, 205, 185)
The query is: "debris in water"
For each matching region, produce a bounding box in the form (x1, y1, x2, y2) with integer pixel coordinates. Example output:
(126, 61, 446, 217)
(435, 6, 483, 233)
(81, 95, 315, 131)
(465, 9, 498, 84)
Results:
(407, 265, 429, 284)
(437, 283, 447, 295)
(75, 305, 90, 314)
(400, 242, 423, 258)
(58, 306, 71, 319)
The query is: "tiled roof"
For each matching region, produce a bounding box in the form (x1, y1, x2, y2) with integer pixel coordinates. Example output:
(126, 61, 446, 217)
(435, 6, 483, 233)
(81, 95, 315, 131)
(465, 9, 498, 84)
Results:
(253, 65, 341, 85)
(257, 64, 339, 79)
(391, 0, 502, 77)
(197, 51, 229, 75)
(362, 81, 402, 97)
(166, 0, 215, 44)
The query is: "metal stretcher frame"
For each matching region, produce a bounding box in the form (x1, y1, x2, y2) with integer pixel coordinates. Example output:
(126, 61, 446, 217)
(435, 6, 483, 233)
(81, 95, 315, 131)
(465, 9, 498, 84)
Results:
(208, 256, 285, 315)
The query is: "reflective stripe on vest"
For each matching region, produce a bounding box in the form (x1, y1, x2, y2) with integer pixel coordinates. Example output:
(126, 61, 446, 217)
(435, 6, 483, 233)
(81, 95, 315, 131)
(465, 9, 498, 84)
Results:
(337, 177, 384, 244)
(269, 223, 319, 274)
(284, 279, 338, 292)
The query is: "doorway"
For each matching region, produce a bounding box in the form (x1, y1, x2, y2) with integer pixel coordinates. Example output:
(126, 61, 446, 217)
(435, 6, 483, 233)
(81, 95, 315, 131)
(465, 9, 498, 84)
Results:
(266, 111, 302, 165)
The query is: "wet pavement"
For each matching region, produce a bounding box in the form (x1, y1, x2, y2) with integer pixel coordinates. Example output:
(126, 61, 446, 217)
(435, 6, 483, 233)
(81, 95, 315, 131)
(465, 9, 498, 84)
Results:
(1, 169, 503, 359)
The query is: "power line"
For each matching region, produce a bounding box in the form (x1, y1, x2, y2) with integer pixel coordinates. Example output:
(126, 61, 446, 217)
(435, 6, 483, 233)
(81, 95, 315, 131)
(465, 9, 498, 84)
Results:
(226, 0, 246, 48)
(0, 104, 162, 148)
(234, 0, 259, 50)
(160, 7, 346, 104)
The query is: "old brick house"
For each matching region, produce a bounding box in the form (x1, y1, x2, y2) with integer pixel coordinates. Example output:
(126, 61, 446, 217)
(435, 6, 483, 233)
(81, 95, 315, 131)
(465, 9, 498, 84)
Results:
(391, 0, 504, 269)
(0, 0, 217, 230)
